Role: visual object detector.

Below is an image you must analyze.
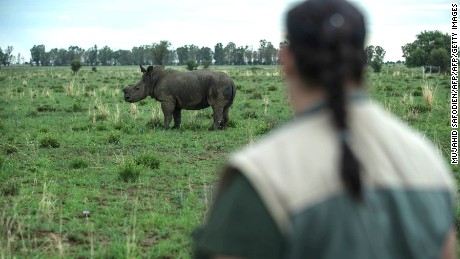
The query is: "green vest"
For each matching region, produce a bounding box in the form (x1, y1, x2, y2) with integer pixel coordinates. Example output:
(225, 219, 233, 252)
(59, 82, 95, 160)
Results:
(219, 99, 455, 258)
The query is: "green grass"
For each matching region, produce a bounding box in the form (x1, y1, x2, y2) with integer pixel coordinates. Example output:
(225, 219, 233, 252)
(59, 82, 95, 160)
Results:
(0, 65, 457, 257)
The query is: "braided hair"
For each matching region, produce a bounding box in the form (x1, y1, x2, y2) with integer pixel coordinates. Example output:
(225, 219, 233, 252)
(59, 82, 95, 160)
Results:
(286, 0, 366, 199)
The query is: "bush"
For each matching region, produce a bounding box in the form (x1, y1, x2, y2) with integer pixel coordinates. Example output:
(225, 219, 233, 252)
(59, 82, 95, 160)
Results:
(267, 85, 277, 91)
(202, 60, 212, 69)
(370, 60, 382, 73)
(39, 135, 60, 148)
(92, 66, 97, 72)
(1, 180, 20, 196)
(71, 60, 82, 75)
(118, 160, 141, 182)
(107, 132, 121, 144)
(70, 158, 88, 169)
(135, 154, 160, 170)
(4, 144, 18, 154)
(186, 60, 198, 71)
(37, 104, 57, 112)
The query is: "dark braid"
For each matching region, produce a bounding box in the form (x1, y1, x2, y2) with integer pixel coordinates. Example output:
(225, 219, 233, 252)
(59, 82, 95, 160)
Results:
(287, 0, 366, 199)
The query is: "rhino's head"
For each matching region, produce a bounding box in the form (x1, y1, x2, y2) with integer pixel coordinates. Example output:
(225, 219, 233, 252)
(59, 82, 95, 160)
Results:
(123, 65, 159, 103)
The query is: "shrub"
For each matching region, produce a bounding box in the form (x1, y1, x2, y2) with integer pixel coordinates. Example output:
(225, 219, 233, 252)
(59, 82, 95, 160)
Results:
(135, 154, 160, 170)
(92, 66, 97, 72)
(37, 104, 57, 112)
(71, 60, 82, 75)
(267, 85, 277, 91)
(250, 92, 262, 99)
(1, 180, 20, 196)
(4, 144, 18, 154)
(242, 110, 258, 119)
(39, 135, 60, 148)
(202, 60, 212, 69)
(186, 60, 198, 71)
(70, 158, 88, 169)
(107, 132, 121, 144)
(370, 60, 382, 73)
(118, 160, 141, 182)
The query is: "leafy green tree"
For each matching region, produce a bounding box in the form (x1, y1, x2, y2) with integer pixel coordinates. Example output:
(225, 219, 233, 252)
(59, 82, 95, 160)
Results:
(199, 47, 213, 65)
(188, 45, 200, 63)
(176, 46, 189, 65)
(70, 60, 82, 75)
(132, 46, 148, 65)
(152, 40, 171, 65)
(429, 48, 449, 73)
(234, 46, 246, 65)
(214, 43, 224, 65)
(67, 46, 84, 64)
(0, 48, 3, 67)
(99, 46, 113, 65)
(114, 49, 132, 65)
(245, 47, 253, 65)
(4, 46, 14, 66)
(87, 45, 98, 66)
(30, 44, 45, 66)
(224, 42, 236, 65)
(402, 30, 450, 71)
(365, 45, 374, 65)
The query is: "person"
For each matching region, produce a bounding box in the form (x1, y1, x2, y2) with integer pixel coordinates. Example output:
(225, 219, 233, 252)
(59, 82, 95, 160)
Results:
(193, 0, 456, 258)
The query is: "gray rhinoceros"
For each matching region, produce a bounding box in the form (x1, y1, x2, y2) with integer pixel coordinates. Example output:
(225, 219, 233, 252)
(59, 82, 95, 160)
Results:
(123, 65, 236, 130)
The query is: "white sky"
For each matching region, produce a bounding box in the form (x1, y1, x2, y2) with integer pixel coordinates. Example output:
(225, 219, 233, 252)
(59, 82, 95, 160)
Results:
(0, 0, 453, 62)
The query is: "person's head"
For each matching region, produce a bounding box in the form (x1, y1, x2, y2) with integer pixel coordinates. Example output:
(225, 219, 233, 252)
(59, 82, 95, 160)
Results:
(282, 0, 366, 199)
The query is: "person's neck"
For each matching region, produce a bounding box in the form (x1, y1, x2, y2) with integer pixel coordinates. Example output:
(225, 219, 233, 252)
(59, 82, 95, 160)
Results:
(289, 78, 361, 114)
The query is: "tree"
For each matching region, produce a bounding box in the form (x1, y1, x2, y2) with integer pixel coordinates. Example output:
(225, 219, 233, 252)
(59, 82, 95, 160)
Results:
(132, 46, 148, 65)
(114, 49, 132, 65)
(429, 48, 449, 73)
(70, 60, 82, 75)
(234, 46, 246, 65)
(30, 44, 46, 66)
(0, 48, 3, 67)
(364, 45, 386, 72)
(4, 46, 14, 66)
(365, 45, 374, 65)
(245, 47, 253, 65)
(176, 46, 189, 65)
(99, 46, 113, 65)
(87, 45, 98, 66)
(224, 42, 236, 65)
(214, 43, 224, 65)
(67, 46, 84, 64)
(402, 30, 450, 71)
(151, 40, 171, 65)
(199, 47, 213, 65)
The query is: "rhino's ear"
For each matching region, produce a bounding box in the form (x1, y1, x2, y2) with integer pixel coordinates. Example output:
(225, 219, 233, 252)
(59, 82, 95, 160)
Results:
(140, 65, 147, 73)
(147, 66, 154, 74)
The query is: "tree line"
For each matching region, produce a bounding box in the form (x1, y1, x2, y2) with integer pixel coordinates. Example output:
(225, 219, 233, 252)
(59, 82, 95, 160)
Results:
(24, 39, 281, 67)
(0, 30, 452, 72)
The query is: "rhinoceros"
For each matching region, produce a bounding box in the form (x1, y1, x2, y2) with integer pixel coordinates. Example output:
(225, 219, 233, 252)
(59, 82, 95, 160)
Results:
(123, 65, 236, 130)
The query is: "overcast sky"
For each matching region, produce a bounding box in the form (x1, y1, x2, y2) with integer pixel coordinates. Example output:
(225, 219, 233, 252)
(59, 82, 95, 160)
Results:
(0, 0, 452, 63)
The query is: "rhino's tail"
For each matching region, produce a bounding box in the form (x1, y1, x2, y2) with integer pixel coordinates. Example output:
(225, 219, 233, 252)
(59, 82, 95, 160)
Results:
(225, 81, 236, 108)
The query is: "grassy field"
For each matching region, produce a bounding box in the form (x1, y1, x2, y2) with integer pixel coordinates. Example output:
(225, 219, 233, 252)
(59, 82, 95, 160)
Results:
(0, 65, 457, 258)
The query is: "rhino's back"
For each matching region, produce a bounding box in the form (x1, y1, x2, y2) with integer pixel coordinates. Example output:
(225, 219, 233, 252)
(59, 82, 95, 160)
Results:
(157, 70, 230, 110)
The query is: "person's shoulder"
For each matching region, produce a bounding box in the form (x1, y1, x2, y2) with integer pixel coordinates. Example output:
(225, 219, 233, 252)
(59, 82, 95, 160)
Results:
(355, 101, 454, 191)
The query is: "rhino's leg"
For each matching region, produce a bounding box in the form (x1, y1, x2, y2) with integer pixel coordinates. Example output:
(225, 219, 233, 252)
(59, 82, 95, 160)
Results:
(172, 108, 181, 129)
(209, 105, 224, 131)
(223, 106, 230, 129)
(161, 101, 175, 129)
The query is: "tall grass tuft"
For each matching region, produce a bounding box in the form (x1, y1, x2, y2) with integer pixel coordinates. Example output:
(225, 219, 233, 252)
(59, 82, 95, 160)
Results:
(422, 81, 434, 109)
